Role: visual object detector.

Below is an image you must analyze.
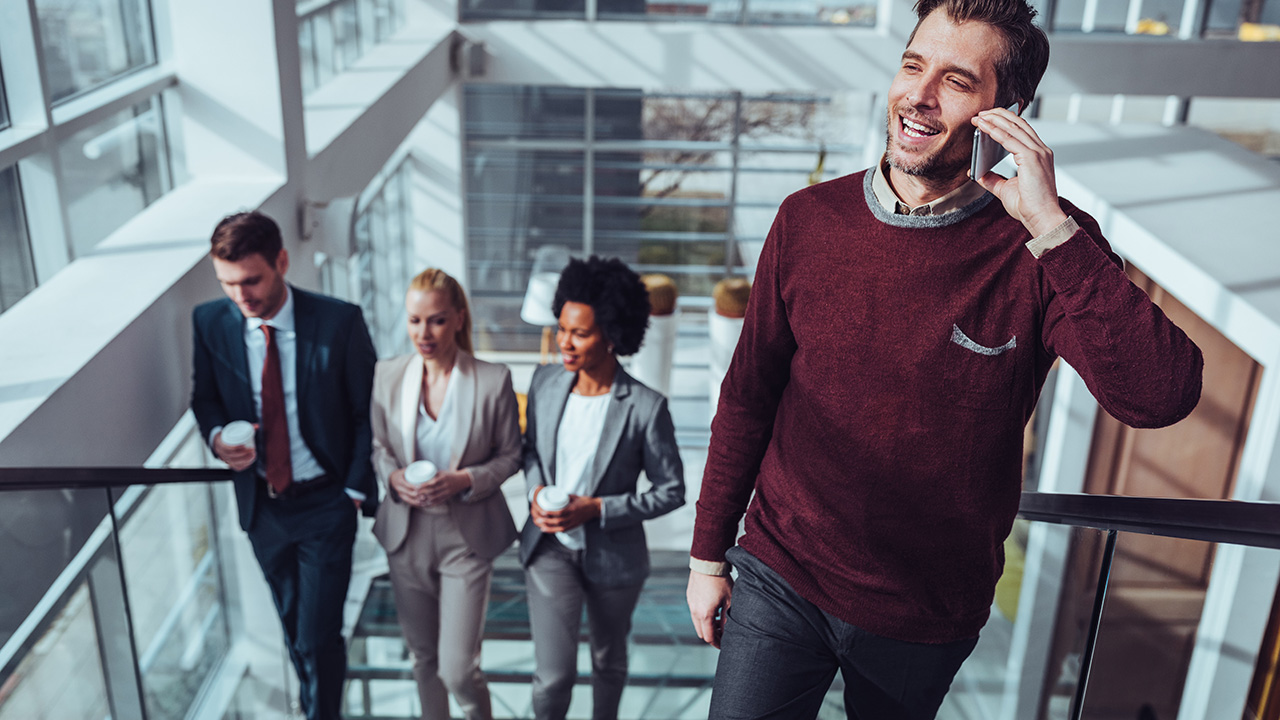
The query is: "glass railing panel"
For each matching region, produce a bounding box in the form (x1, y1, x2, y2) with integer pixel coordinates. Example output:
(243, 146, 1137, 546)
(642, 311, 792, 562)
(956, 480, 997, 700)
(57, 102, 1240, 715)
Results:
(0, 487, 131, 720)
(114, 482, 233, 720)
(1078, 531, 1279, 720)
(896, 523, 1106, 720)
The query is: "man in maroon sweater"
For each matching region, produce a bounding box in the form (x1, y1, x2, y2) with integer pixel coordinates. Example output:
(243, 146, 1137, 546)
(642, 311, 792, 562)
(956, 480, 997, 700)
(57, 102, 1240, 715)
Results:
(686, 1, 1204, 718)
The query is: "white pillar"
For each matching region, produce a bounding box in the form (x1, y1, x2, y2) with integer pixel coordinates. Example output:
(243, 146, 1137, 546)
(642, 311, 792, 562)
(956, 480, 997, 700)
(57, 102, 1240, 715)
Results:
(708, 311, 744, 423)
(631, 311, 679, 397)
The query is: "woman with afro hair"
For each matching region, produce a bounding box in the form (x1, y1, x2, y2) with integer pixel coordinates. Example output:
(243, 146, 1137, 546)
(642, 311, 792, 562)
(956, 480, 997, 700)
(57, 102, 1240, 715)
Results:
(517, 255, 686, 720)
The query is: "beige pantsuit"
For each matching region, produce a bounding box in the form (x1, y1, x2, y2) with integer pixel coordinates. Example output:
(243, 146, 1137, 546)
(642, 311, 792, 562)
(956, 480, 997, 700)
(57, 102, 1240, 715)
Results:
(371, 351, 522, 720)
(387, 509, 494, 719)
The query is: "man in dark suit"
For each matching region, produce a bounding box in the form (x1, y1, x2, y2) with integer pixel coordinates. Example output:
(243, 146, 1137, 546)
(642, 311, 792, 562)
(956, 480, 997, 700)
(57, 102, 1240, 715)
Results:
(191, 211, 377, 720)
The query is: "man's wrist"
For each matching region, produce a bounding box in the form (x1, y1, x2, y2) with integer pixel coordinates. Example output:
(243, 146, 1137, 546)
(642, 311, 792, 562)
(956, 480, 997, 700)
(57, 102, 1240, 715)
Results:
(1026, 215, 1079, 259)
(1024, 211, 1071, 243)
(690, 557, 732, 577)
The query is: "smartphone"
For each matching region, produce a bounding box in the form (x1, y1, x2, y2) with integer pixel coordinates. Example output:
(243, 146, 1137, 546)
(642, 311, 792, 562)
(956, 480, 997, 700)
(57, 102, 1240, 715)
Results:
(970, 103, 1021, 180)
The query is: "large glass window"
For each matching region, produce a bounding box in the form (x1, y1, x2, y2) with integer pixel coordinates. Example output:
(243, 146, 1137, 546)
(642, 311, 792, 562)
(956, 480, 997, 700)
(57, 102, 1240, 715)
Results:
(1188, 97, 1280, 157)
(0, 65, 9, 130)
(0, 166, 36, 313)
(58, 96, 170, 257)
(1206, 0, 1280, 37)
(463, 85, 866, 350)
(299, 0, 408, 96)
(1050, 0, 1186, 34)
(354, 162, 414, 357)
(464, 0, 876, 24)
(35, 0, 157, 104)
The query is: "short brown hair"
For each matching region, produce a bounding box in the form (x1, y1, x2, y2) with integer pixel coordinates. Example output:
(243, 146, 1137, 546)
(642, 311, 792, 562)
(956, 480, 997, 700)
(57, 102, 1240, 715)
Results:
(409, 268, 474, 353)
(910, 0, 1050, 110)
(210, 211, 283, 264)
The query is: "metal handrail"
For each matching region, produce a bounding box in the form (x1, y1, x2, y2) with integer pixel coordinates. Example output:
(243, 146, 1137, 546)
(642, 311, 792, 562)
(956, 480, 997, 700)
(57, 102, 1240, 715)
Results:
(0, 467, 232, 491)
(1017, 491, 1280, 550)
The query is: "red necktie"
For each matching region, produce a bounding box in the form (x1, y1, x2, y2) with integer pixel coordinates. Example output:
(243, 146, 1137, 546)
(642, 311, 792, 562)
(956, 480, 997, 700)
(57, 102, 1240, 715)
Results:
(260, 324, 293, 494)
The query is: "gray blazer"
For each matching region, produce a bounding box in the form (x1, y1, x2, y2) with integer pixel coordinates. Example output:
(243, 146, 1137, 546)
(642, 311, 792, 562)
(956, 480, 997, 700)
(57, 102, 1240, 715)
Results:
(370, 351, 521, 559)
(518, 363, 685, 587)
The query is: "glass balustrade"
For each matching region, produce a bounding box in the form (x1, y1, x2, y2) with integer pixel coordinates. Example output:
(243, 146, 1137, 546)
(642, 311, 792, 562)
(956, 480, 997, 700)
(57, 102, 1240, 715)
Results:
(2, 474, 1280, 719)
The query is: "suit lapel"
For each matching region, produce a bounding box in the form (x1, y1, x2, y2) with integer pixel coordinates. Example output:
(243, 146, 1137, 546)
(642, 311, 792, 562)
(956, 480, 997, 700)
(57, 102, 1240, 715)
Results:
(539, 368, 575, 483)
(449, 352, 477, 471)
(585, 370, 632, 497)
(292, 286, 317, 413)
(221, 302, 254, 416)
(398, 356, 423, 465)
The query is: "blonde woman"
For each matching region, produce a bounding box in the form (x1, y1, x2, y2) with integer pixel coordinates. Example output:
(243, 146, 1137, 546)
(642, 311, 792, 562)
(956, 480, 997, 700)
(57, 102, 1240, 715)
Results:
(370, 269, 520, 720)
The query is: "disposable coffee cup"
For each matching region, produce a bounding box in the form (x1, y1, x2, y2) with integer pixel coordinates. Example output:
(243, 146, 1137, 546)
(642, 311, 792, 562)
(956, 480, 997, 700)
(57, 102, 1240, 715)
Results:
(405, 461, 438, 486)
(221, 421, 254, 448)
(538, 486, 570, 512)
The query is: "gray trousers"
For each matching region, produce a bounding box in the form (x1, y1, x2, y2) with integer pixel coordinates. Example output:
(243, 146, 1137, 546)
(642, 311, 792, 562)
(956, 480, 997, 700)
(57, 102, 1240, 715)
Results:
(525, 539, 644, 720)
(386, 509, 494, 720)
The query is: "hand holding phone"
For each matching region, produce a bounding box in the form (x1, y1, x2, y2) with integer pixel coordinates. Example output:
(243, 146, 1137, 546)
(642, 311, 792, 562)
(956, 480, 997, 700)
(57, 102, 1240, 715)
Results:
(971, 103, 1021, 180)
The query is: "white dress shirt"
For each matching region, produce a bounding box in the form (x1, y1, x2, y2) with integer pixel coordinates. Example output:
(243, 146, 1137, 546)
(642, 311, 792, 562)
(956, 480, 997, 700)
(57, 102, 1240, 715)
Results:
(213, 287, 363, 500)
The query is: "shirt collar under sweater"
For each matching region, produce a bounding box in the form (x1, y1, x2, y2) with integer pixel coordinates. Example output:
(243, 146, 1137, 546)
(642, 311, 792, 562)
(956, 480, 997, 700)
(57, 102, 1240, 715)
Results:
(864, 165, 995, 230)
(870, 156, 991, 220)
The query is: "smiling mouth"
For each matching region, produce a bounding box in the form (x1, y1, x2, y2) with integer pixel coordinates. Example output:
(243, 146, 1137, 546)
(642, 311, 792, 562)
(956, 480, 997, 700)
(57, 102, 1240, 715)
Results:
(900, 115, 942, 139)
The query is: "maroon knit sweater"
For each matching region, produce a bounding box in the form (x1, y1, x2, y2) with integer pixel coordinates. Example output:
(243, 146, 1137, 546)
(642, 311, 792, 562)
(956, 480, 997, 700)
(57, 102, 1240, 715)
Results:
(691, 170, 1203, 644)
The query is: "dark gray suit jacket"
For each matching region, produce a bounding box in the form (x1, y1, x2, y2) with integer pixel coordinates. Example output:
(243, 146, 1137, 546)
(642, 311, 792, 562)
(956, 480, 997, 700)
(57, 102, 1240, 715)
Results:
(518, 363, 685, 587)
(191, 285, 378, 531)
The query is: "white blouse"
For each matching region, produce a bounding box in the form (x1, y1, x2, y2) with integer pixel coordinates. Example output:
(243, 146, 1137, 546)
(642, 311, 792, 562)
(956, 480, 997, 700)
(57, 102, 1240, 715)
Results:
(552, 392, 611, 549)
(414, 370, 457, 514)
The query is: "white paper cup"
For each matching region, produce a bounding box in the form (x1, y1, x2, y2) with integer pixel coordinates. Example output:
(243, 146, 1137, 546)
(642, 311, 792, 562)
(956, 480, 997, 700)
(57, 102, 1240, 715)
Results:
(538, 486, 570, 512)
(405, 461, 438, 486)
(221, 421, 254, 448)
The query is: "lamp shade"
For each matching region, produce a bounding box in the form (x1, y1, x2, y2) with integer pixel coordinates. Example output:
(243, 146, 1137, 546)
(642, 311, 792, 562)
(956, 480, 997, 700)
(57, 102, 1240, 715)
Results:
(520, 272, 561, 326)
(520, 245, 572, 327)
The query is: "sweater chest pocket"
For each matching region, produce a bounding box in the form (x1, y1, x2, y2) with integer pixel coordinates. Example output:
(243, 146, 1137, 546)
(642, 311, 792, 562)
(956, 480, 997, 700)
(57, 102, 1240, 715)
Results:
(942, 323, 1020, 411)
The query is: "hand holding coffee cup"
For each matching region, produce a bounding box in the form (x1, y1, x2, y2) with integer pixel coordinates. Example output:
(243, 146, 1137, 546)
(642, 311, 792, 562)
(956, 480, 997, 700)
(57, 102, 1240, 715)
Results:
(393, 461, 437, 507)
(405, 460, 438, 485)
(536, 486, 570, 512)
(221, 421, 255, 448)
(532, 486, 602, 533)
(215, 421, 257, 472)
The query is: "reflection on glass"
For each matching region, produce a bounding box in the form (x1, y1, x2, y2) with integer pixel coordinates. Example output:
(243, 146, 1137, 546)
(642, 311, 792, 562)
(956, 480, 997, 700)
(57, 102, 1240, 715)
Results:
(1051, 0, 1184, 34)
(460, 0, 585, 21)
(467, 86, 587, 140)
(300, 0, 407, 96)
(466, 0, 874, 22)
(1206, 0, 1280, 38)
(35, 0, 157, 104)
(119, 484, 231, 720)
(743, 0, 875, 25)
(463, 85, 866, 350)
(59, 97, 169, 257)
(335, 2, 360, 71)
(0, 488, 117, 719)
(0, 166, 36, 313)
(314, 11, 336, 89)
(1036, 93, 1178, 125)
(1188, 97, 1280, 157)
(300, 16, 317, 95)
(1074, 532, 1225, 719)
(354, 163, 414, 357)
(0, 65, 9, 130)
